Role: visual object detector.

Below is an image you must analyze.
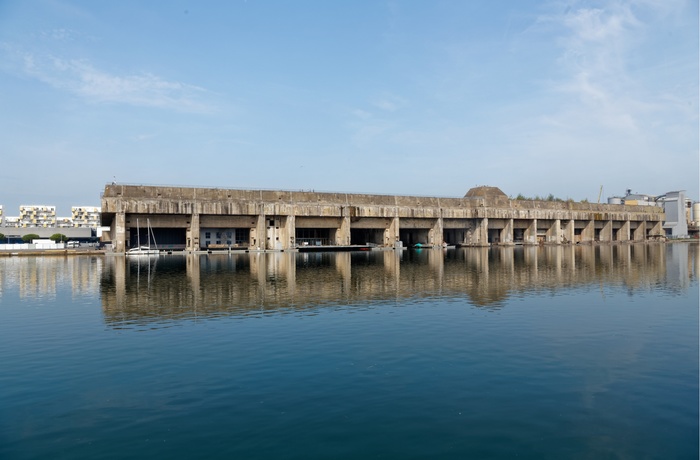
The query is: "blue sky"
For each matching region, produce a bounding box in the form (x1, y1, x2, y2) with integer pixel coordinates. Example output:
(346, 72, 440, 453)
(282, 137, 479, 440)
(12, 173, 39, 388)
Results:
(0, 0, 697, 215)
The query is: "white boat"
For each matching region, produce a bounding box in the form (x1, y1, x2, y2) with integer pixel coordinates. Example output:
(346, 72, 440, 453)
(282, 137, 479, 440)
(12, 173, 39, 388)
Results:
(127, 246, 160, 255)
(126, 218, 160, 256)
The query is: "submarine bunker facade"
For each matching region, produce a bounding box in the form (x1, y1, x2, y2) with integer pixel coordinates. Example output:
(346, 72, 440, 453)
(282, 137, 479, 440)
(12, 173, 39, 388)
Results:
(100, 184, 666, 253)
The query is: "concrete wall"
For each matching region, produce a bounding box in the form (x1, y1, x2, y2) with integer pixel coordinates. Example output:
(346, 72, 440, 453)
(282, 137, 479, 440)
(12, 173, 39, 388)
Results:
(101, 185, 666, 253)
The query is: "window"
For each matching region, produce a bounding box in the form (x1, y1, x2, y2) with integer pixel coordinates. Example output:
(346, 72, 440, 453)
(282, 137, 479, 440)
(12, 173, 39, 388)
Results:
(205, 232, 211, 238)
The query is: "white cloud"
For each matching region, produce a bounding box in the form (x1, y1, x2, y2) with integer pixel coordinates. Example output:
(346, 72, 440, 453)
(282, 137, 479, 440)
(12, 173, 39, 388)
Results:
(2, 44, 213, 113)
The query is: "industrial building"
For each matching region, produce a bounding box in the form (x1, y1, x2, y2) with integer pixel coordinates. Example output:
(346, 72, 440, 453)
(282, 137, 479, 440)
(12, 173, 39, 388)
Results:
(101, 184, 669, 253)
(610, 189, 693, 239)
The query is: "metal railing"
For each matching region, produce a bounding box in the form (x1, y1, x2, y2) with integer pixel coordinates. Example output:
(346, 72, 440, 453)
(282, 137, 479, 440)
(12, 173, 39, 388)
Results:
(295, 238, 333, 247)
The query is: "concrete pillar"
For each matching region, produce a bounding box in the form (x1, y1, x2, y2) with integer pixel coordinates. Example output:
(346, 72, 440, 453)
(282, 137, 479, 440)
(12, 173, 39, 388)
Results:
(471, 218, 489, 246)
(114, 211, 126, 253)
(546, 219, 561, 244)
(563, 219, 575, 244)
(633, 221, 646, 241)
(649, 221, 663, 238)
(387, 216, 400, 248)
(431, 218, 444, 247)
(524, 219, 537, 245)
(618, 221, 630, 242)
(250, 214, 264, 250)
(337, 216, 351, 246)
(600, 220, 613, 242)
(500, 219, 514, 245)
(187, 213, 200, 251)
(262, 211, 292, 250)
(281, 215, 294, 250)
(581, 220, 595, 243)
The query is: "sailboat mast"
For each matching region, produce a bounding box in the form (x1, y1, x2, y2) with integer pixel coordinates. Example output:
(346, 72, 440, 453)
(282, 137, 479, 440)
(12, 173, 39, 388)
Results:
(147, 218, 158, 249)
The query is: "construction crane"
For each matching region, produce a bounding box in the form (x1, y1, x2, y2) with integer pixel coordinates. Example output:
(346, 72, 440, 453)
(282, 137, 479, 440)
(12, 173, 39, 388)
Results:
(597, 185, 603, 204)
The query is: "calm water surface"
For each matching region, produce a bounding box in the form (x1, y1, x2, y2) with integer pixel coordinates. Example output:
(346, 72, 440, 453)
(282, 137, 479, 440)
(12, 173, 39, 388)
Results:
(1, 244, 698, 459)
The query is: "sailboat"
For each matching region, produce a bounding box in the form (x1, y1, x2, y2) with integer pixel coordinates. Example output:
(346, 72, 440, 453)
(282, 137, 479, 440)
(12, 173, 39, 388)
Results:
(127, 218, 160, 255)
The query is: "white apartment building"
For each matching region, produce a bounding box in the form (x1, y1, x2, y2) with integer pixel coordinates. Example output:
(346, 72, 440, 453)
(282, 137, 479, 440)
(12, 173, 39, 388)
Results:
(4, 216, 20, 228)
(19, 205, 56, 228)
(71, 206, 101, 228)
(1, 204, 101, 229)
(57, 217, 74, 228)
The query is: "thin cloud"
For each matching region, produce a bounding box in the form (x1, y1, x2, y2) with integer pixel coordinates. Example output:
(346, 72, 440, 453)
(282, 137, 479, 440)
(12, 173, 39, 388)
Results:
(2, 44, 213, 113)
(539, 1, 695, 135)
(372, 93, 408, 112)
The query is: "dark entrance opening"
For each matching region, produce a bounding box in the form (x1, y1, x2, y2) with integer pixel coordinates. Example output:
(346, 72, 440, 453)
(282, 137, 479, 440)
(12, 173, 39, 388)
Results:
(296, 228, 333, 247)
(130, 228, 186, 250)
(399, 229, 429, 247)
(443, 229, 465, 245)
(350, 228, 384, 246)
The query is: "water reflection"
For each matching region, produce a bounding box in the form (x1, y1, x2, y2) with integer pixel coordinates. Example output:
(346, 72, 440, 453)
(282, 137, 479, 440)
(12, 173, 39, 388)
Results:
(95, 244, 698, 328)
(0, 255, 104, 300)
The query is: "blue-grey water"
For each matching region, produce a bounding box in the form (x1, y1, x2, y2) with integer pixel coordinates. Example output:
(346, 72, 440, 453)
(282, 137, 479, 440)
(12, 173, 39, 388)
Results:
(0, 244, 698, 459)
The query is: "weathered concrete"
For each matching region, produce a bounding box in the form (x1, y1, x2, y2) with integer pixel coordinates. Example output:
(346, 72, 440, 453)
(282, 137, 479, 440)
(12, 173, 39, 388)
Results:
(101, 184, 666, 253)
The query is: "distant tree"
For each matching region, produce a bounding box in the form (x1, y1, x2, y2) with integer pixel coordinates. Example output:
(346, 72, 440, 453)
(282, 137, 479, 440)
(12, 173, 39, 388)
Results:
(22, 233, 40, 243)
(515, 193, 566, 202)
(50, 233, 68, 243)
(0, 233, 5, 243)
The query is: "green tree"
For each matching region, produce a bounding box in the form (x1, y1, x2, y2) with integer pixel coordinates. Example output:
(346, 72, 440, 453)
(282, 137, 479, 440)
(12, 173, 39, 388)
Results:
(22, 233, 40, 243)
(50, 233, 68, 243)
(0, 233, 5, 243)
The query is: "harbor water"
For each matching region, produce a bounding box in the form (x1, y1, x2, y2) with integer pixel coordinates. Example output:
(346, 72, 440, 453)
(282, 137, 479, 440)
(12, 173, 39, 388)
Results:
(0, 243, 698, 459)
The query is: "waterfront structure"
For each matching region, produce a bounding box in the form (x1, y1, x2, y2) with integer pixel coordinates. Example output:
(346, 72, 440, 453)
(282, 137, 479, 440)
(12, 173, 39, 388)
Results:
(100, 184, 666, 253)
